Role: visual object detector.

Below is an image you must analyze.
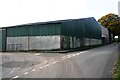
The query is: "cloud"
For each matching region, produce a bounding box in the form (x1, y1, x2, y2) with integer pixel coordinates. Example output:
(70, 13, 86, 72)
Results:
(0, 0, 119, 27)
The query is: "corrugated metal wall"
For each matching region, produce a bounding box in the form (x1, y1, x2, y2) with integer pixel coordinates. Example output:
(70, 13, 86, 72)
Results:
(101, 26, 109, 44)
(7, 26, 29, 37)
(6, 17, 101, 39)
(29, 23, 60, 36)
(5, 17, 102, 51)
(7, 23, 61, 37)
(0, 29, 2, 51)
(61, 17, 101, 39)
(6, 23, 61, 51)
(0, 29, 6, 51)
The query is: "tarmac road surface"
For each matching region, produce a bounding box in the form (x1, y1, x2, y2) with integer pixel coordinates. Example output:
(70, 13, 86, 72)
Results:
(1, 43, 120, 79)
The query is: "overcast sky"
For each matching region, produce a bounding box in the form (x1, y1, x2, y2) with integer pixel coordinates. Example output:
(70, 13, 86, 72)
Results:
(0, 0, 119, 27)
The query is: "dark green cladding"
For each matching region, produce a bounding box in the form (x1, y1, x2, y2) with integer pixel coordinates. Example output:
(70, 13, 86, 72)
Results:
(29, 23, 60, 36)
(0, 29, 6, 51)
(61, 18, 101, 39)
(6, 17, 101, 39)
(7, 23, 61, 37)
(0, 30, 2, 50)
(7, 26, 29, 37)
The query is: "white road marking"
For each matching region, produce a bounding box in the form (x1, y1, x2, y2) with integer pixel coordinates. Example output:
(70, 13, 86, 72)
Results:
(61, 56, 65, 58)
(52, 61, 59, 64)
(65, 51, 87, 58)
(61, 56, 66, 60)
(61, 55, 73, 60)
(36, 65, 39, 67)
(66, 55, 72, 58)
(55, 61, 59, 63)
(11, 70, 14, 73)
(61, 57, 66, 60)
(52, 62, 55, 64)
(76, 53, 81, 55)
(80, 52, 84, 53)
(40, 66, 43, 69)
(34, 53, 42, 56)
(24, 72, 29, 75)
(75, 51, 87, 56)
(44, 64, 50, 68)
(31, 69, 36, 72)
(61, 56, 66, 59)
(13, 75, 19, 79)
(17, 68, 21, 70)
(72, 54, 76, 56)
(80, 51, 87, 53)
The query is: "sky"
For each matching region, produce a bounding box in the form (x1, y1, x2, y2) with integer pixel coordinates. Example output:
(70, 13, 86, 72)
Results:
(0, 0, 119, 27)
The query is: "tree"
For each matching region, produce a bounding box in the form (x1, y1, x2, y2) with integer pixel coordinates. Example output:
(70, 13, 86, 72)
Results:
(98, 13, 119, 28)
(109, 21, 120, 35)
(98, 13, 120, 35)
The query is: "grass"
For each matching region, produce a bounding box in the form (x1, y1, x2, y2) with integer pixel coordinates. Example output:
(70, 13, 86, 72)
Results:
(113, 56, 120, 79)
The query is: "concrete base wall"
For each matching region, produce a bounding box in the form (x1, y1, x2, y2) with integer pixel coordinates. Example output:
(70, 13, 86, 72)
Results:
(85, 38, 102, 46)
(6, 35, 102, 51)
(7, 37, 28, 51)
(7, 36, 60, 51)
(30, 36, 60, 50)
(62, 36, 102, 49)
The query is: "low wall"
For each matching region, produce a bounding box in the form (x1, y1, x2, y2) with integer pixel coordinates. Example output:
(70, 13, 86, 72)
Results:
(61, 36, 102, 49)
(6, 35, 102, 51)
(6, 36, 60, 51)
(30, 36, 60, 50)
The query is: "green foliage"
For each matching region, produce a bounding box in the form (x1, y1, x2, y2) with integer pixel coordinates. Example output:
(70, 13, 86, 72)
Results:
(98, 13, 120, 35)
(98, 13, 119, 28)
(114, 56, 120, 79)
(109, 22, 120, 35)
(118, 36, 120, 42)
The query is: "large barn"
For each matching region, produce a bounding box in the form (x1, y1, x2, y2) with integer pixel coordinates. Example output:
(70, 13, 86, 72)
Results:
(0, 17, 102, 51)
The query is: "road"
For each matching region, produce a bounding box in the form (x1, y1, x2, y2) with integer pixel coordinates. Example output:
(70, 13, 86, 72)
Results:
(1, 43, 120, 79)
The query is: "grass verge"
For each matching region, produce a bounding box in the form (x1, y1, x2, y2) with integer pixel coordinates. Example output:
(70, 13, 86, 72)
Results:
(113, 56, 120, 79)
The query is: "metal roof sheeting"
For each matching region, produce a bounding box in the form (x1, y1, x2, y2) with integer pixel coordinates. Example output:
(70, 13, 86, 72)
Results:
(6, 17, 101, 39)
